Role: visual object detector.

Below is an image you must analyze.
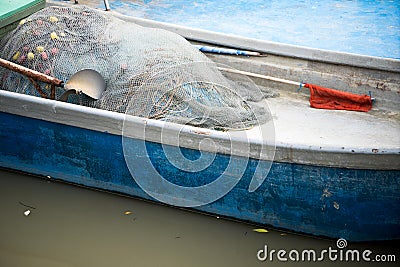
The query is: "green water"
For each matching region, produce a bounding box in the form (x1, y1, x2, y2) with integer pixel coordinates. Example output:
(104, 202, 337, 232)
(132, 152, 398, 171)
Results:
(0, 169, 398, 266)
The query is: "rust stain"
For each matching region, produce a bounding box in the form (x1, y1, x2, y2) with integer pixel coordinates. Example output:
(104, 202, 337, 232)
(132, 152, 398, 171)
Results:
(193, 130, 211, 135)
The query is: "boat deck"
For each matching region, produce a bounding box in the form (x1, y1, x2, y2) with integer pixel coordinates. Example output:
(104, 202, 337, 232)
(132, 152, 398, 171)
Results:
(267, 91, 399, 151)
(224, 90, 400, 170)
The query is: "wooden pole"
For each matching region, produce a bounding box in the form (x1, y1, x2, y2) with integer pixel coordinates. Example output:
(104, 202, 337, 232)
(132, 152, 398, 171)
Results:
(217, 67, 303, 87)
(0, 58, 64, 87)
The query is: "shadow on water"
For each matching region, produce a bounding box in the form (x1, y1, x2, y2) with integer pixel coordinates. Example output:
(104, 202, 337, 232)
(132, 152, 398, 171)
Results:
(0, 168, 398, 266)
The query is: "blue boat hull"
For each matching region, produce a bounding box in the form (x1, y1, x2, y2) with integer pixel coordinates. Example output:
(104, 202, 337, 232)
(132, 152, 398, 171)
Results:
(1, 111, 399, 241)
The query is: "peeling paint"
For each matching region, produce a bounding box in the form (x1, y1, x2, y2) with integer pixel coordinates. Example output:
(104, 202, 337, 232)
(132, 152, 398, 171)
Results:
(333, 202, 340, 210)
(322, 188, 332, 198)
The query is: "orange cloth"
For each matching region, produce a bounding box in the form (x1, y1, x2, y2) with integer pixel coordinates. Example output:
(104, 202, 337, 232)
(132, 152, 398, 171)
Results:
(304, 83, 372, 112)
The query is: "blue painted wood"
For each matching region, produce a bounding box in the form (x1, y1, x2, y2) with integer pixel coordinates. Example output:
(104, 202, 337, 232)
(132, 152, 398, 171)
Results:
(1, 111, 399, 241)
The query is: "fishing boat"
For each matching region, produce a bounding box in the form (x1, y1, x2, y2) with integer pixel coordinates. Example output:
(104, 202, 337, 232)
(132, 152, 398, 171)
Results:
(1, 1, 399, 241)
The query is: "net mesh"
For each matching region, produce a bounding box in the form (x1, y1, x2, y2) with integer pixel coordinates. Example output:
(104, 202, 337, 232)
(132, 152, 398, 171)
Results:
(0, 5, 274, 130)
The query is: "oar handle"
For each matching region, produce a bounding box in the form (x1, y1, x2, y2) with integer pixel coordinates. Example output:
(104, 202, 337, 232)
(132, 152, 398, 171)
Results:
(0, 58, 64, 87)
(217, 67, 302, 86)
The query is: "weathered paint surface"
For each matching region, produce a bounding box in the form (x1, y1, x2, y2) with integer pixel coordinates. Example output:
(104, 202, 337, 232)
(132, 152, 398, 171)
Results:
(1, 111, 399, 241)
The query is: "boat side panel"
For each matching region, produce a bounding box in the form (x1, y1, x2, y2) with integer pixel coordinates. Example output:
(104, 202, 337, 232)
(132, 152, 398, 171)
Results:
(1, 111, 399, 241)
(0, 111, 146, 199)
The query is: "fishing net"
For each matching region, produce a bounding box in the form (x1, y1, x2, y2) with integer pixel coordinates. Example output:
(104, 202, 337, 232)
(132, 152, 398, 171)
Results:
(0, 5, 273, 130)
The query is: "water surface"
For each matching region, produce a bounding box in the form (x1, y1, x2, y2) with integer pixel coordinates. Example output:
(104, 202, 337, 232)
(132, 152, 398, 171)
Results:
(0, 169, 398, 266)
